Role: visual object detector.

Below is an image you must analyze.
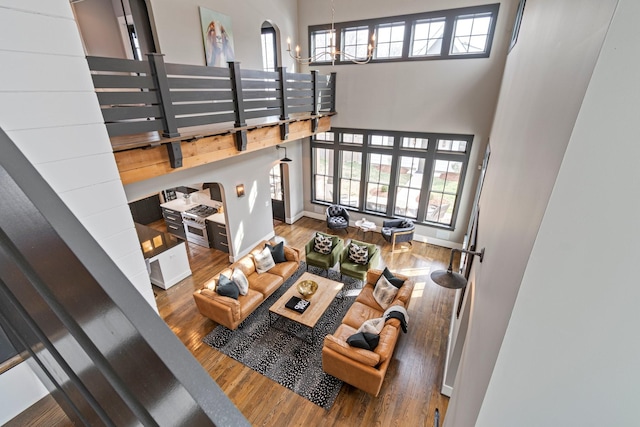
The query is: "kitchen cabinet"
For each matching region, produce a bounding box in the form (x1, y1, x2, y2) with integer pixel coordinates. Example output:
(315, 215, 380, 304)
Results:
(206, 219, 228, 253)
(129, 194, 163, 225)
(162, 207, 186, 240)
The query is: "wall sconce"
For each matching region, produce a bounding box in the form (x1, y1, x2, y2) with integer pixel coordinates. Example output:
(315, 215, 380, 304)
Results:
(430, 248, 485, 289)
(276, 145, 292, 162)
(235, 184, 245, 197)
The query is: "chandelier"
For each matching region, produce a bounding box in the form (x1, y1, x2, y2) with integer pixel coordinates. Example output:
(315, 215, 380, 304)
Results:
(287, 0, 376, 66)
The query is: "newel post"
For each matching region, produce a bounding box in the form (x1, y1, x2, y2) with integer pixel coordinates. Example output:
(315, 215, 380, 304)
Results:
(229, 61, 248, 151)
(311, 70, 319, 133)
(278, 66, 289, 140)
(146, 53, 182, 168)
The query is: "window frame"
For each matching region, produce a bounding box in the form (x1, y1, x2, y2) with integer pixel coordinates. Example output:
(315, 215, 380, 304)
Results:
(308, 3, 499, 66)
(310, 128, 473, 230)
(260, 26, 278, 72)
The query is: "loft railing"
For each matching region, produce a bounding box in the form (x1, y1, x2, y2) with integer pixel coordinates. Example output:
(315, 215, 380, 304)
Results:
(87, 54, 336, 153)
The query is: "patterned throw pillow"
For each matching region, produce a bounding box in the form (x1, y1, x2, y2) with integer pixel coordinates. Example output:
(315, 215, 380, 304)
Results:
(231, 268, 249, 296)
(373, 275, 399, 309)
(348, 243, 369, 265)
(253, 246, 276, 273)
(314, 233, 333, 254)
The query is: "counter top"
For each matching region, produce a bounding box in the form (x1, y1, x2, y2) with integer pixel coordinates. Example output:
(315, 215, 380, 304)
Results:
(160, 198, 198, 212)
(206, 212, 226, 224)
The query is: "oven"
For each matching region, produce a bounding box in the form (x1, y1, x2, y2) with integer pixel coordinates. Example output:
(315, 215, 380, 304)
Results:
(181, 204, 217, 248)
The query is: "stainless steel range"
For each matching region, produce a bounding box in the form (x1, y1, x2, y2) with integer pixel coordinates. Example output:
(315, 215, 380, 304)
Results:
(182, 204, 217, 247)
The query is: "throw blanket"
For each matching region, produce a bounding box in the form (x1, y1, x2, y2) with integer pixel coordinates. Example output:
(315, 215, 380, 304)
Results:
(356, 305, 409, 335)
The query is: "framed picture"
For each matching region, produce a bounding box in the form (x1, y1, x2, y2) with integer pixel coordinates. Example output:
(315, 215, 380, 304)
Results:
(199, 7, 235, 67)
(509, 0, 526, 52)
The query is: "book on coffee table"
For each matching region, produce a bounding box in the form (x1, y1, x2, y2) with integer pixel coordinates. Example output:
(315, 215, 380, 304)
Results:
(285, 296, 310, 313)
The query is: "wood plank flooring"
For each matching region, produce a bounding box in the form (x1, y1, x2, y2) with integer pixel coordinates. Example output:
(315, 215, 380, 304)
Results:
(8, 217, 455, 426)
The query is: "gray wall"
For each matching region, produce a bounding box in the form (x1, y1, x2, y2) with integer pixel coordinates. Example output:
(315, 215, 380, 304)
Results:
(444, 0, 619, 425)
(72, 0, 127, 57)
(476, 0, 640, 424)
(297, 0, 516, 246)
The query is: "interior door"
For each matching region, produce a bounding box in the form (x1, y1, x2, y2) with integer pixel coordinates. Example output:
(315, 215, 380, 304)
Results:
(270, 164, 285, 221)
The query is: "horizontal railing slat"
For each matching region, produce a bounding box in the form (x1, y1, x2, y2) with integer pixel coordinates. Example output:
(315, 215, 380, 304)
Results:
(97, 91, 159, 106)
(288, 105, 314, 113)
(101, 105, 162, 122)
(241, 80, 278, 90)
(243, 99, 280, 110)
(170, 90, 233, 103)
(106, 120, 164, 137)
(175, 113, 236, 128)
(241, 90, 281, 102)
(240, 69, 278, 79)
(173, 102, 235, 116)
(165, 62, 230, 78)
(285, 72, 312, 81)
(285, 81, 313, 90)
(87, 56, 150, 74)
(286, 89, 314, 98)
(287, 98, 312, 107)
(243, 109, 280, 120)
(168, 77, 232, 90)
(92, 74, 155, 89)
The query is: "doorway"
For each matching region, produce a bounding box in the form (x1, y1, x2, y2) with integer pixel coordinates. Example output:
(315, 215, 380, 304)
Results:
(269, 164, 285, 222)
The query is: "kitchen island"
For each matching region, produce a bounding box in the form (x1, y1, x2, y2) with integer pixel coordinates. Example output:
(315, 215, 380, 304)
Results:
(135, 223, 192, 289)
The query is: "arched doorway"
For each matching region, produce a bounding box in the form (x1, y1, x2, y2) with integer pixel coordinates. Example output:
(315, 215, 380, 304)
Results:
(261, 20, 281, 72)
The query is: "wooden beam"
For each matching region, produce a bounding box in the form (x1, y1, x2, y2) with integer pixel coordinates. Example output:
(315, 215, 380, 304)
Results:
(115, 115, 331, 185)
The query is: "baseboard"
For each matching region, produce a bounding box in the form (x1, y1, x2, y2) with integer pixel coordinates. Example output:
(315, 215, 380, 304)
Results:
(440, 383, 453, 397)
(287, 211, 305, 224)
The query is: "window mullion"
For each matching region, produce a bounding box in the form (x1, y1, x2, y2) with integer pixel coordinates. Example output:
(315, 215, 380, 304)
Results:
(440, 13, 455, 58)
(401, 20, 412, 59)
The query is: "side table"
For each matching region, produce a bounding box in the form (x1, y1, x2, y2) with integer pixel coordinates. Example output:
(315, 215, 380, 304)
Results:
(355, 219, 376, 241)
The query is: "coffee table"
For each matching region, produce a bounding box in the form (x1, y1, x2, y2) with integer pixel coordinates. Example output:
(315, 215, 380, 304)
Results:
(269, 272, 344, 343)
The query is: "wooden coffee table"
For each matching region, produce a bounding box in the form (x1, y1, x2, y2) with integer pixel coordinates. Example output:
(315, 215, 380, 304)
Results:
(269, 272, 344, 343)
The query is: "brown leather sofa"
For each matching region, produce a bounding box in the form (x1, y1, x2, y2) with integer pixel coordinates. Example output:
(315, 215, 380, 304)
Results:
(193, 240, 301, 330)
(322, 269, 414, 396)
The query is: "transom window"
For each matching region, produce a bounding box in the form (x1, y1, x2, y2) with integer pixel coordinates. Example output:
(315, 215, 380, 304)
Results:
(308, 3, 499, 65)
(341, 26, 371, 60)
(311, 128, 472, 229)
(374, 22, 405, 59)
(451, 12, 493, 54)
(411, 18, 446, 57)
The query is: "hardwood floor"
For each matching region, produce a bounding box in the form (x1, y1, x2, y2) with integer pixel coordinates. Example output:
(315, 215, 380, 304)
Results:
(8, 217, 455, 426)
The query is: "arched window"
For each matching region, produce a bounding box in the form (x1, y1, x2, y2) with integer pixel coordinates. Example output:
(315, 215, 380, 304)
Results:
(261, 22, 278, 71)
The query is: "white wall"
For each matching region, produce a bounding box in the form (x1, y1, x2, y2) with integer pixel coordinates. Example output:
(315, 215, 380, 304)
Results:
(476, 0, 640, 424)
(0, 0, 157, 418)
(148, 0, 299, 70)
(443, 0, 619, 425)
(0, 363, 49, 425)
(72, 0, 127, 57)
(297, 0, 516, 245)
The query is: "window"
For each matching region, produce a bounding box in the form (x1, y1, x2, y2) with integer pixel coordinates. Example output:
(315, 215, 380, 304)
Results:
(340, 151, 362, 208)
(375, 22, 405, 59)
(308, 4, 499, 65)
(410, 18, 445, 57)
(394, 156, 423, 219)
(370, 135, 394, 147)
(366, 153, 393, 213)
(341, 26, 371, 61)
(261, 26, 277, 71)
(426, 160, 462, 225)
(313, 147, 334, 202)
(311, 128, 472, 229)
(311, 29, 335, 63)
(269, 164, 282, 200)
(451, 12, 493, 54)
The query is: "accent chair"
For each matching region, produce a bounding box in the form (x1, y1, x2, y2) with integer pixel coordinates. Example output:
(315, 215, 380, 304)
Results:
(381, 219, 415, 252)
(339, 239, 380, 283)
(326, 204, 350, 234)
(304, 232, 344, 276)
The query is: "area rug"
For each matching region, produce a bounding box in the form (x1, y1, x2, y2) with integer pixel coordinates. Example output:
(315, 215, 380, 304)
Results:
(202, 262, 360, 410)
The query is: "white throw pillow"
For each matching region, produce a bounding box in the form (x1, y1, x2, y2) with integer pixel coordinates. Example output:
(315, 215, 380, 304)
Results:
(356, 317, 385, 335)
(253, 246, 276, 273)
(373, 275, 399, 309)
(231, 268, 249, 295)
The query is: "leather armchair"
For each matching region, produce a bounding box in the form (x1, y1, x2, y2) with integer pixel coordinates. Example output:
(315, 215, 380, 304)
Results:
(381, 219, 415, 252)
(304, 232, 344, 276)
(326, 205, 350, 234)
(339, 239, 380, 282)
